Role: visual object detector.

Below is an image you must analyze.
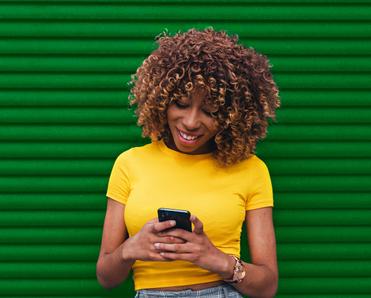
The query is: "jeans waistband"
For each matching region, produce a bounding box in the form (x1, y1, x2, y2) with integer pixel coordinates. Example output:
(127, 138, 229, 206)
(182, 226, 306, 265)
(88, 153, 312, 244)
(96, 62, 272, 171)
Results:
(135, 283, 243, 297)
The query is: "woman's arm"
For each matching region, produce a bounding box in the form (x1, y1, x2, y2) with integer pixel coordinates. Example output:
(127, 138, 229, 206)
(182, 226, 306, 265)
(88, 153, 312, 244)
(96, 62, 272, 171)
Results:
(96, 198, 134, 289)
(229, 207, 278, 298)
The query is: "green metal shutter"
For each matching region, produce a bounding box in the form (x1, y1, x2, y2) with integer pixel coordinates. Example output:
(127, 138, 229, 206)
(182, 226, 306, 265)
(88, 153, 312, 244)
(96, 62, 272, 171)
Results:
(1, 0, 370, 297)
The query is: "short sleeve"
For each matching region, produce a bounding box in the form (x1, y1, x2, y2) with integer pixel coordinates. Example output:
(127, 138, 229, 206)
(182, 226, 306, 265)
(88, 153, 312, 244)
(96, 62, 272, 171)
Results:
(245, 157, 274, 210)
(106, 151, 131, 205)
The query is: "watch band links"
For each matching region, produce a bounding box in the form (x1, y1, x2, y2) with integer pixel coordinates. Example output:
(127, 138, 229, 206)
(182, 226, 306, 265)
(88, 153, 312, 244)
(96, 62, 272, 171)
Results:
(223, 255, 246, 284)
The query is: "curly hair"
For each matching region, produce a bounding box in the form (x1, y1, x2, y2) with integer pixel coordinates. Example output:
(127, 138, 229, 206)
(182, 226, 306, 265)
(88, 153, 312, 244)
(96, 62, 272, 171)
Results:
(128, 27, 281, 167)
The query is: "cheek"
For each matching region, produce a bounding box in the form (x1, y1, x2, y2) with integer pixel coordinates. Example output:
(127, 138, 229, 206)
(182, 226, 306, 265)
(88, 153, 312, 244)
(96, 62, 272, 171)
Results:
(166, 106, 178, 119)
(208, 119, 220, 133)
(166, 108, 174, 123)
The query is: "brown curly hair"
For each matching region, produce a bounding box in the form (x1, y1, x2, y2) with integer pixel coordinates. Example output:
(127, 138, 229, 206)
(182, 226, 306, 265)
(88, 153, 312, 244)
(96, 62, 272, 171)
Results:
(128, 27, 281, 167)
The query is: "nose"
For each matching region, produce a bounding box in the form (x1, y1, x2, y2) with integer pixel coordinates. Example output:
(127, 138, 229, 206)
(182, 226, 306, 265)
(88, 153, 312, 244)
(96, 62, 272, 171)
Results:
(182, 109, 201, 130)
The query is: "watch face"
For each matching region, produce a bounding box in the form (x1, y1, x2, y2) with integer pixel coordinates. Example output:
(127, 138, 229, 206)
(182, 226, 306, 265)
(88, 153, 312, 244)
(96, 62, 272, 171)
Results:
(224, 256, 246, 283)
(237, 270, 246, 280)
(235, 259, 246, 282)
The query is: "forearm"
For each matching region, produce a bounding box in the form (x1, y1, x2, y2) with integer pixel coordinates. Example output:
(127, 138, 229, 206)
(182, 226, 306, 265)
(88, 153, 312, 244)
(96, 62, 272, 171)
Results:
(213, 252, 277, 298)
(203, 249, 277, 297)
(230, 261, 278, 298)
(96, 239, 135, 289)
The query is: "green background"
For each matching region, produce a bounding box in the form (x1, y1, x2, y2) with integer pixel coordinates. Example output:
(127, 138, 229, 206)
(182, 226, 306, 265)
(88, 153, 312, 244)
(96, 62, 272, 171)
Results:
(1, 0, 371, 297)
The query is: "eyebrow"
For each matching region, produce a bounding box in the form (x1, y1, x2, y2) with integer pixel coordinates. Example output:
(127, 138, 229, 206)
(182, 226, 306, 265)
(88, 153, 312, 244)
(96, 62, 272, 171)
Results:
(177, 97, 218, 111)
(203, 99, 219, 111)
(204, 106, 218, 113)
(178, 97, 190, 103)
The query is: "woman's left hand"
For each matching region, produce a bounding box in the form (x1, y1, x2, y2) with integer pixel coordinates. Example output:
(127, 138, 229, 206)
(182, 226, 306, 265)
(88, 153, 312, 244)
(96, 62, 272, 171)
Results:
(155, 215, 233, 279)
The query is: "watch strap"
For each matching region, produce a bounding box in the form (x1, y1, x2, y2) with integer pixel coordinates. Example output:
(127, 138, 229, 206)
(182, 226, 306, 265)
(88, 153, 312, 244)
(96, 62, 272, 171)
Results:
(223, 255, 246, 283)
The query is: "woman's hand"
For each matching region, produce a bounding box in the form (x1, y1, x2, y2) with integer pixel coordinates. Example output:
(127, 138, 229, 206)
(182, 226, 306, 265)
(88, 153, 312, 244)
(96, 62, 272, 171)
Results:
(122, 218, 186, 262)
(153, 215, 235, 279)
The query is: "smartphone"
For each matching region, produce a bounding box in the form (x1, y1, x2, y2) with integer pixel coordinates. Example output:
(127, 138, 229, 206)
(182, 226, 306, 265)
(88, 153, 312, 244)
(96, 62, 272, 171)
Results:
(157, 208, 192, 232)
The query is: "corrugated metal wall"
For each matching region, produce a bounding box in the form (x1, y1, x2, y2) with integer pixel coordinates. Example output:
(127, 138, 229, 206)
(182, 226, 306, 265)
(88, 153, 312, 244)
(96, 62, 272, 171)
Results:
(1, 0, 370, 297)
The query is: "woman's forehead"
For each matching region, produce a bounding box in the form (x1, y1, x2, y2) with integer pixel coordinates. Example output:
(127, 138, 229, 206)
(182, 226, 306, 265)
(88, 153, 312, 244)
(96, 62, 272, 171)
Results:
(177, 96, 218, 114)
(180, 92, 217, 107)
(182, 88, 214, 103)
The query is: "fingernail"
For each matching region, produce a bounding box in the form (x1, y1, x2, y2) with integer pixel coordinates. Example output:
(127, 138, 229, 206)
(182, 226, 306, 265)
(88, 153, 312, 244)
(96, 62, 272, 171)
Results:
(154, 243, 160, 249)
(170, 220, 176, 226)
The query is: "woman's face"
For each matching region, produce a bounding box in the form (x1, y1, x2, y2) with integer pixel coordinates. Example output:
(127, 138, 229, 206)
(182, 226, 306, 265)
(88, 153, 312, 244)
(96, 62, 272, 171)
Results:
(165, 89, 220, 155)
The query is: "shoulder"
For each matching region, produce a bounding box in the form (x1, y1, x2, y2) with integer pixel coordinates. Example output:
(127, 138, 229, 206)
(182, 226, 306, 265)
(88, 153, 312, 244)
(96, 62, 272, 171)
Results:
(235, 154, 269, 173)
(114, 142, 158, 163)
(249, 154, 269, 171)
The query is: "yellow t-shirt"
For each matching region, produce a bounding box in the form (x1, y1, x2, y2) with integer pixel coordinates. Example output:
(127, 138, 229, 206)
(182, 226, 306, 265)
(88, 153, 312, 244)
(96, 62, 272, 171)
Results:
(106, 139, 274, 290)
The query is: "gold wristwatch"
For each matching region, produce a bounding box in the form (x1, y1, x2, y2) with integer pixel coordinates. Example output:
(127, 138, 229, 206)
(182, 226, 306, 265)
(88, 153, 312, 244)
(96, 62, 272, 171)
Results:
(223, 255, 246, 283)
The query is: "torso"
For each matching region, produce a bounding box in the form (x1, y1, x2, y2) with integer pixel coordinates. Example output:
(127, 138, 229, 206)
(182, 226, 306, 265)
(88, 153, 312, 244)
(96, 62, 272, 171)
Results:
(113, 141, 272, 290)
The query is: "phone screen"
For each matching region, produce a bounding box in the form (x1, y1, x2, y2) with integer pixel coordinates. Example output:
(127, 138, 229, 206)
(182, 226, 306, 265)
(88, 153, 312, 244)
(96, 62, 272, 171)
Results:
(157, 208, 192, 232)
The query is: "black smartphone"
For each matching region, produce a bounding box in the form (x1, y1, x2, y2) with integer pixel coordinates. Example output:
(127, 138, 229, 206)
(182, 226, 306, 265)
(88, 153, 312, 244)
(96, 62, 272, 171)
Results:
(157, 208, 192, 232)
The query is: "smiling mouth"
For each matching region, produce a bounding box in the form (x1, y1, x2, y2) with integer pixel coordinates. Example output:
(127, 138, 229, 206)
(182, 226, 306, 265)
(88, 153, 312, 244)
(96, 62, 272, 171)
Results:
(177, 128, 202, 142)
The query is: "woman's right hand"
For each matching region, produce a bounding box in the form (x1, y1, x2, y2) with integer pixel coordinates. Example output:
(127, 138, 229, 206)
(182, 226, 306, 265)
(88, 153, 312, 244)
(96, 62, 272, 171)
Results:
(121, 218, 185, 262)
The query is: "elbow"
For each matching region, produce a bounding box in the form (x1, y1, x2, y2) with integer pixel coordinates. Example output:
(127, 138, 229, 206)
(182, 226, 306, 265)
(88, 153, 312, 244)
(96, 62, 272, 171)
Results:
(266, 280, 278, 298)
(97, 271, 121, 290)
(96, 273, 114, 290)
(96, 268, 112, 290)
(96, 259, 117, 290)
(250, 270, 278, 298)
(263, 272, 279, 298)
(97, 276, 110, 290)
(250, 284, 277, 298)
(264, 265, 279, 298)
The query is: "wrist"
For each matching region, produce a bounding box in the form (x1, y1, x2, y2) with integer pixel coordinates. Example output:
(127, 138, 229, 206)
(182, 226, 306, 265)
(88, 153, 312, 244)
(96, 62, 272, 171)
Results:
(121, 237, 135, 262)
(223, 255, 246, 284)
(218, 253, 236, 280)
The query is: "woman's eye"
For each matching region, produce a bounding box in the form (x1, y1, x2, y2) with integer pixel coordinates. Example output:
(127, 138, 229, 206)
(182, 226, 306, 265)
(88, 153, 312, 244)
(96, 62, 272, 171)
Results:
(175, 101, 187, 108)
(203, 110, 217, 117)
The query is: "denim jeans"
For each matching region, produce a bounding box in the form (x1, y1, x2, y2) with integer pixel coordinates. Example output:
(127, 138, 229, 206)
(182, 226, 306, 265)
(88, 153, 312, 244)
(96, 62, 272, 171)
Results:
(135, 283, 243, 297)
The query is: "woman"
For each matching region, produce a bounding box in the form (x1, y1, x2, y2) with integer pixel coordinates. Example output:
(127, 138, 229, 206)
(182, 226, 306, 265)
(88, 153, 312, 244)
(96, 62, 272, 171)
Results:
(96, 27, 281, 297)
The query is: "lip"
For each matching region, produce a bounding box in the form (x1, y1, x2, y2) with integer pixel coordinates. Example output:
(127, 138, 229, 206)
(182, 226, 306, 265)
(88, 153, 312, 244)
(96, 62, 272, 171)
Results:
(176, 128, 202, 145)
(177, 128, 203, 138)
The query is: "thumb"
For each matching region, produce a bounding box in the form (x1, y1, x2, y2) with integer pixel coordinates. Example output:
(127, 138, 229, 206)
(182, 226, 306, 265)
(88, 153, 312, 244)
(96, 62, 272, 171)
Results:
(190, 215, 204, 235)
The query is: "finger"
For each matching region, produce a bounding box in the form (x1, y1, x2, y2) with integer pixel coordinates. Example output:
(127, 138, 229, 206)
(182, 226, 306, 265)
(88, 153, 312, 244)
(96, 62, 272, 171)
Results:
(146, 251, 172, 262)
(152, 220, 176, 233)
(157, 235, 186, 244)
(159, 252, 193, 261)
(190, 215, 204, 235)
(146, 218, 158, 224)
(145, 218, 158, 232)
(161, 228, 193, 242)
(154, 242, 191, 253)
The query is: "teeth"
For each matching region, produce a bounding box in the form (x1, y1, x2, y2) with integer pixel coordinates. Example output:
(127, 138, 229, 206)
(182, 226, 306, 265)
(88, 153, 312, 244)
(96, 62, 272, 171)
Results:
(179, 130, 199, 140)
